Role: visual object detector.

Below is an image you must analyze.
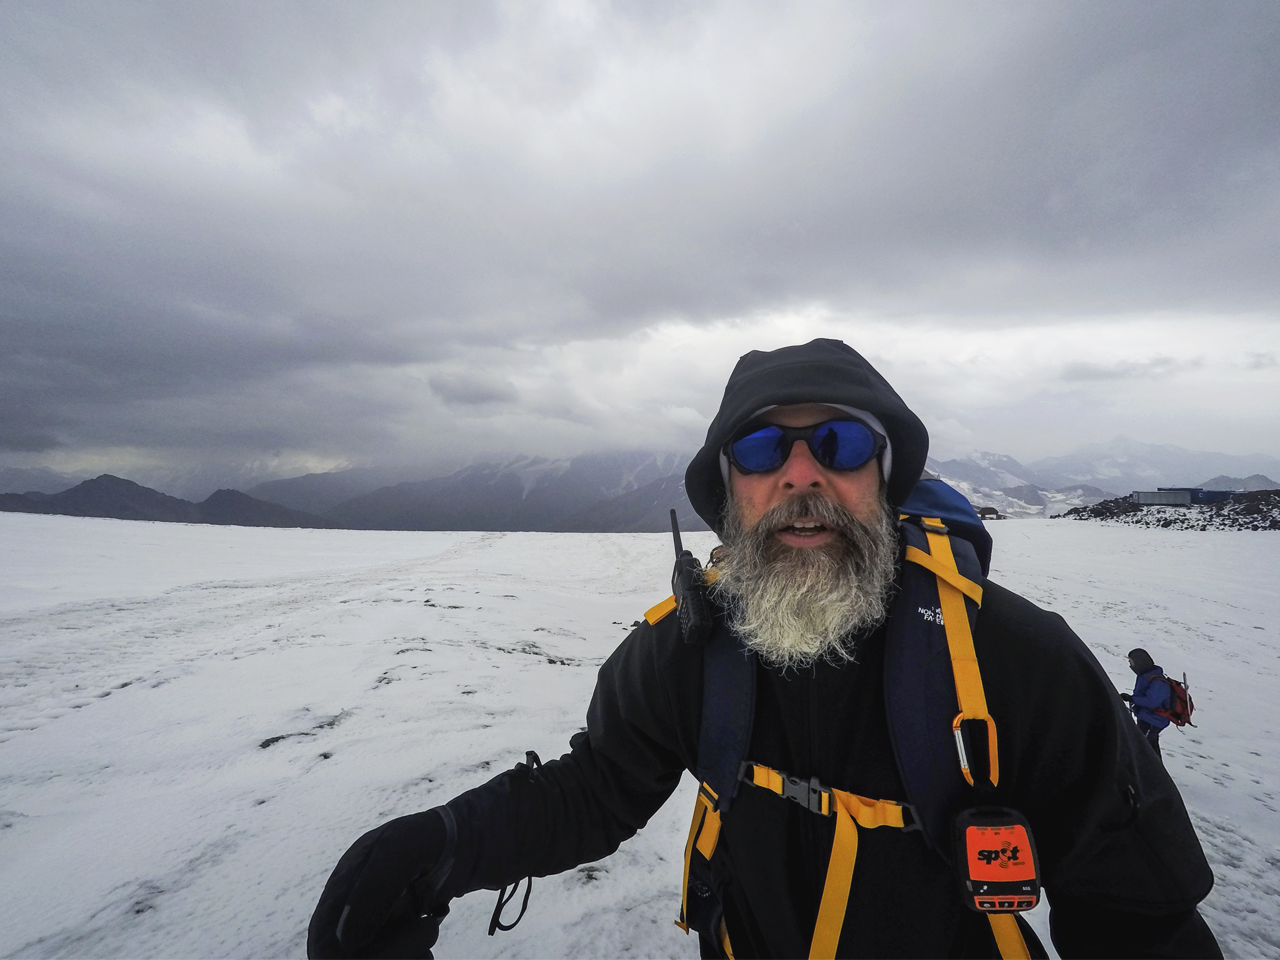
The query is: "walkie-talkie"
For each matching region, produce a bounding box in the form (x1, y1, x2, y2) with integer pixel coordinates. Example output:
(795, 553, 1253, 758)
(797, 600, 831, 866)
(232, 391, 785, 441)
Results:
(670, 509, 714, 645)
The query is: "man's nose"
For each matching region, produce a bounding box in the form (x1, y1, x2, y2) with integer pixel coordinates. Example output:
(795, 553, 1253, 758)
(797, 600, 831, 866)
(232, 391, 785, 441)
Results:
(776, 439, 827, 489)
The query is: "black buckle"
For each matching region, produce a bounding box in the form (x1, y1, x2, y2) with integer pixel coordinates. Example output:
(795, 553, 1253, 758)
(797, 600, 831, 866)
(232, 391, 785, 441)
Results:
(781, 774, 835, 816)
(900, 803, 923, 833)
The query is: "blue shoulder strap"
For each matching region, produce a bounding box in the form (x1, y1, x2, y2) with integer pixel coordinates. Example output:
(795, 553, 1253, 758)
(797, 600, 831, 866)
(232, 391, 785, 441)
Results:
(696, 619, 756, 812)
(883, 520, 985, 858)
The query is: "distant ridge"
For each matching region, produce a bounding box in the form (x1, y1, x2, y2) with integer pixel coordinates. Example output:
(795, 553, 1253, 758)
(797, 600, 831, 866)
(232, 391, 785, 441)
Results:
(197, 489, 342, 528)
(1028, 437, 1280, 492)
(0, 465, 85, 495)
(0, 458, 701, 533)
(924, 443, 1280, 517)
(326, 452, 688, 531)
(7, 441, 1279, 532)
(0, 475, 339, 528)
(246, 467, 420, 515)
(1196, 474, 1279, 492)
(559, 473, 709, 533)
(924, 453, 1115, 517)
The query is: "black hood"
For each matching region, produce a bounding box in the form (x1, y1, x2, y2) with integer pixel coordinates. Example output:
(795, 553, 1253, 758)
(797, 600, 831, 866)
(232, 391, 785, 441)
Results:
(1128, 648, 1155, 674)
(685, 338, 929, 534)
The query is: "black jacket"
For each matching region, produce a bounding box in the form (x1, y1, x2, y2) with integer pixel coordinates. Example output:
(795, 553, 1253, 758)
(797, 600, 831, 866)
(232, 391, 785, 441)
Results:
(432, 567, 1218, 959)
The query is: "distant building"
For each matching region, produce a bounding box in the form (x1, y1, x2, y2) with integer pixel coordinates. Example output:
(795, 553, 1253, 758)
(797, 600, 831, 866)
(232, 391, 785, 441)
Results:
(1135, 490, 1190, 506)
(1133, 488, 1233, 506)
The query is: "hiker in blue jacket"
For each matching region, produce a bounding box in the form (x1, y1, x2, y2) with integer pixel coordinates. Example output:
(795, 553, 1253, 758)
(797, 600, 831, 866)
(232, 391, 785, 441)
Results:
(1121, 647, 1172, 760)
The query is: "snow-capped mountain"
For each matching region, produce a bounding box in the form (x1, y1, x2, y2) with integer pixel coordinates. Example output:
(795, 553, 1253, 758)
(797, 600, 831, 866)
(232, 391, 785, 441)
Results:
(927, 442, 1280, 518)
(1026, 437, 1280, 494)
(926, 452, 1048, 491)
(325, 452, 692, 531)
(924, 452, 1112, 518)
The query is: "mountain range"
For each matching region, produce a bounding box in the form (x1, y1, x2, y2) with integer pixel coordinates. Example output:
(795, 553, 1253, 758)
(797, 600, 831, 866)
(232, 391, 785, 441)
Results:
(0, 466, 90, 496)
(929, 440, 1280, 499)
(243, 467, 422, 516)
(0, 475, 339, 528)
(924, 440, 1280, 518)
(0, 454, 708, 533)
(1022, 437, 1280, 493)
(314, 452, 707, 532)
(1196, 474, 1280, 493)
(3, 438, 1277, 531)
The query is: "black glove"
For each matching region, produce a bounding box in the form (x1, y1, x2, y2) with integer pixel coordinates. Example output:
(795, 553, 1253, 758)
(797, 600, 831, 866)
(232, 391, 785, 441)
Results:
(1119, 693, 1132, 702)
(308, 807, 456, 959)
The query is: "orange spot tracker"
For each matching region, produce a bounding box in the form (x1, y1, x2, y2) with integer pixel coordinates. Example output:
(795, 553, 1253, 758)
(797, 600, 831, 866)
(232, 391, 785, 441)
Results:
(966, 823, 1036, 882)
(953, 808, 1040, 913)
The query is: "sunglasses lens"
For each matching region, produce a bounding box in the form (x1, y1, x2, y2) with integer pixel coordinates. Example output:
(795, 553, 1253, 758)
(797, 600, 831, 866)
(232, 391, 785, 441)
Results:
(812, 420, 878, 469)
(729, 420, 881, 473)
(730, 425, 788, 473)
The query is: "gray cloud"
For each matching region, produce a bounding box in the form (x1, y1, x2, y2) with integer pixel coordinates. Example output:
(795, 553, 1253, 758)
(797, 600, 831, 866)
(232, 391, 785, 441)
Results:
(1060, 357, 1202, 382)
(1, 1, 1278, 488)
(429, 372, 518, 406)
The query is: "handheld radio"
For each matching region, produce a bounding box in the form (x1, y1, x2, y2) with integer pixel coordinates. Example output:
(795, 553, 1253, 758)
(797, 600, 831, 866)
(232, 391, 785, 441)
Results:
(670, 509, 714, 645)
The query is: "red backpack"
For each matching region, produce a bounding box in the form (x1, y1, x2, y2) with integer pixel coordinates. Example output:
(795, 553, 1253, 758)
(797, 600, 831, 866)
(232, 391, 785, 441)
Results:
(1154, 673, 1196, 727)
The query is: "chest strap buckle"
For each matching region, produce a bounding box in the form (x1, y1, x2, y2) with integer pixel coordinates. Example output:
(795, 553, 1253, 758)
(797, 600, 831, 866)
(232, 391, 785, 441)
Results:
(738, 762, 835, 816)
(784, 773, 835, 816)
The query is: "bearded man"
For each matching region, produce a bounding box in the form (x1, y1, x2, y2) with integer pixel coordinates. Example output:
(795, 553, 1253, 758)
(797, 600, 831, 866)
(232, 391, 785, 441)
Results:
(309, 340, 1220, 959)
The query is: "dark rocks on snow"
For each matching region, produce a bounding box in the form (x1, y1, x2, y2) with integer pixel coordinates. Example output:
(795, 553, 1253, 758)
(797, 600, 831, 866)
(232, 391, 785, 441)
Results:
(1061, 494, 1143, 520)
(1060, 490, 1280, 531)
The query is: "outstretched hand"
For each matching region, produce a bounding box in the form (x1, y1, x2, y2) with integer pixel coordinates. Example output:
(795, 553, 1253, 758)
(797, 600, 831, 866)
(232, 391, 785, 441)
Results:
(308, 808, 455, 959)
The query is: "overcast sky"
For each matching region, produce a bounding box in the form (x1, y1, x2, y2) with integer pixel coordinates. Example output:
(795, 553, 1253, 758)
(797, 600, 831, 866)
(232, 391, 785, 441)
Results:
(3, 1, 1279, 496)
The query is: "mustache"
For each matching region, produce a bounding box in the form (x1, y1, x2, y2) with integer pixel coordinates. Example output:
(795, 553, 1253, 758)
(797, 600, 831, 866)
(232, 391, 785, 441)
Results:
(750, 492, 870, 543)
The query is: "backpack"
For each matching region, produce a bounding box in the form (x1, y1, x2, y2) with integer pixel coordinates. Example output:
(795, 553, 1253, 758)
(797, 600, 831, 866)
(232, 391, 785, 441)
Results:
(1154, 673, 1196, 727)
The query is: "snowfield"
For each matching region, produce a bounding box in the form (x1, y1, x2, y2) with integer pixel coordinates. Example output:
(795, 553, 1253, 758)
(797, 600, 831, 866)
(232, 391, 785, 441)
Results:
(1, 513, 1277, 959)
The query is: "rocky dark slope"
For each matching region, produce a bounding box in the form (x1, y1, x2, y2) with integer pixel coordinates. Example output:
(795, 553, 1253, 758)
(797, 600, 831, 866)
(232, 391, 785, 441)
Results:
(1060, 490, 1280, 530)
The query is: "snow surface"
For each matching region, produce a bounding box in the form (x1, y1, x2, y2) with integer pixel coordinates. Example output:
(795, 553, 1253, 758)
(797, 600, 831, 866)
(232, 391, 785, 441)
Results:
(1, 514, 1277, 958)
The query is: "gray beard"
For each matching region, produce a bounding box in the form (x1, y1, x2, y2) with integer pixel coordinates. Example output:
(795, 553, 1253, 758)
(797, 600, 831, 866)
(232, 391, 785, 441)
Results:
(709, 490, 898, 670)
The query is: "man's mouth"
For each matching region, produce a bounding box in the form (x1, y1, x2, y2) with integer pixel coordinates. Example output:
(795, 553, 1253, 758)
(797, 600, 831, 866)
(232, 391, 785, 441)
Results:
(778, 520, 828, 536)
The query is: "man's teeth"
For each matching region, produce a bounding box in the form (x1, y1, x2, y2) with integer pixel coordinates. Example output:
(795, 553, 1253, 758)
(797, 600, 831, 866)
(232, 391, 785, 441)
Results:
(786, 521, 825, 531)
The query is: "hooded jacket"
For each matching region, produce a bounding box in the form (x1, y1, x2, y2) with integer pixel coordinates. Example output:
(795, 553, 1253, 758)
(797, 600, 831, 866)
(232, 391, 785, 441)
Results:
(1132, 666, 1174, 730)
(371, 342, 1219, 957)
(685, 339, 929, 533)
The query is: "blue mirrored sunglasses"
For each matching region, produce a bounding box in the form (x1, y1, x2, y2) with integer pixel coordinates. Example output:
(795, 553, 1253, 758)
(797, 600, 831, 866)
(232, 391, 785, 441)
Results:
(725, 418, 886, 475)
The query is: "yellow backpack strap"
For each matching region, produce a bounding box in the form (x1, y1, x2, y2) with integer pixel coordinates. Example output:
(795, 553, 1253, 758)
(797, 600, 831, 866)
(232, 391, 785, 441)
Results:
(905, 518, 999, 787)
(742, 764, 908, 960)
(676, 783, 721, 933)
(909, 523, 1031, 958)
(645, 595, 677, 625)
(717, 917, 736, 959)
(988, 913, 1032, 959)
(807, 789, 909, 959)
